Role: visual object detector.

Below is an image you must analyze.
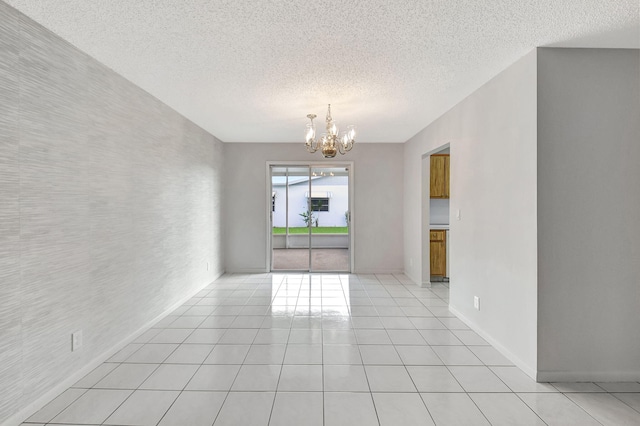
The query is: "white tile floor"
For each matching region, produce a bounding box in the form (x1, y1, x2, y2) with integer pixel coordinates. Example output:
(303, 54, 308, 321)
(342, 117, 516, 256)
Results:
(23, 273, 640, 426)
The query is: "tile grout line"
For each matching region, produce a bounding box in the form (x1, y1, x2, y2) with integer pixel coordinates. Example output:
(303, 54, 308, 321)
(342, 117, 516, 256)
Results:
(264, 275, 297, 426)
(25, 273, 640, 426)
(190, 276, 266, 426)
(431, 282, 504, 426)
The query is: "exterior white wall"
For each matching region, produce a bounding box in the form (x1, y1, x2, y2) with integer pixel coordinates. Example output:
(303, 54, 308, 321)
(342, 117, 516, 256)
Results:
(224, 143, 404, 273)
(272, 176, 349, 228)
(537, 48, 640, 381)
(404, 50, 539, 376)
(0, 5, 224, 424)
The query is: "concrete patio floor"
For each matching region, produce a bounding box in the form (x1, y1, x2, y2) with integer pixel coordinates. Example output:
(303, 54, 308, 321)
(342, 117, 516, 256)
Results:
(272, 248, 349, 272)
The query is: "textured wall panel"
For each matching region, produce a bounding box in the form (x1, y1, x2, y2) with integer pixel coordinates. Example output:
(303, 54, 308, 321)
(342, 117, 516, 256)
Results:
(0, 3, 224, 422)
(19, 12, 93, 403)
(0, 2, 23, 420)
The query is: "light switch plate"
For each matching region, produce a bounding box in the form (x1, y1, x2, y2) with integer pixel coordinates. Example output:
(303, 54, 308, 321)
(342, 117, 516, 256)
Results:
(473, 296, 480, 310)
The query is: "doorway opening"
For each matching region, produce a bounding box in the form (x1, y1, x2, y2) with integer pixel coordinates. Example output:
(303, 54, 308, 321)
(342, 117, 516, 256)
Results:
(268, 163, 353, 272)
(422, 146, 450, 285)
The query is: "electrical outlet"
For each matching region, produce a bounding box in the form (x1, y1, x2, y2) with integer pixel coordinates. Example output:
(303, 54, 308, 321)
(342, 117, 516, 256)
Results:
(72, 330, 83, 351)
(473, 296, 480, 311)
(206, 262, 210, 271)
(456, 209, 461, 220)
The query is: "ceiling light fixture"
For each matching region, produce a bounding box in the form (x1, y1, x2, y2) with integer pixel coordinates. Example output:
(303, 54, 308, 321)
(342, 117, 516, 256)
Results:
(304, 104, 356, 158)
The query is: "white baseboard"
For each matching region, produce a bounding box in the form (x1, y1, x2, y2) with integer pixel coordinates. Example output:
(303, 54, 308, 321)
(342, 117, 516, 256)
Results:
(225, 267, 270, 273)
(2, 272, 222, 426)
(227, 268, 407, 275)
(402, 270, 424, 287)
(449, 304, 537, 380)
(448, 305, 640, 383)
(353, 269, 404, 275)
(537, 370, 640, 382)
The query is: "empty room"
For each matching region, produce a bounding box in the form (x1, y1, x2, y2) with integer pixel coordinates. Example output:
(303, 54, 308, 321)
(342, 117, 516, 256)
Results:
(1, 1, 639, 425)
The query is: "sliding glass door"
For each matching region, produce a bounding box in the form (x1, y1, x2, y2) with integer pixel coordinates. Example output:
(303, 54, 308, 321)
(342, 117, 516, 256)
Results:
(270, 164, 351, 272)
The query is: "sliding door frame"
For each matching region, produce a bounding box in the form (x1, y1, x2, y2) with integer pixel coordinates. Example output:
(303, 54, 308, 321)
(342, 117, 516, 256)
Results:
(266, 161, 355, 273)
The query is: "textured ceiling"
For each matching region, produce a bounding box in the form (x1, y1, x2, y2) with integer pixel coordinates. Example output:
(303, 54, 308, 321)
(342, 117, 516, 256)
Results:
(5, 0, 639, 143)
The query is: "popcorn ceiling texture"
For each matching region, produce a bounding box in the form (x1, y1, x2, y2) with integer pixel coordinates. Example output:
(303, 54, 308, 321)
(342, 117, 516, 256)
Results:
(0, 3, 224, 423)
(4, 0, 639, 142)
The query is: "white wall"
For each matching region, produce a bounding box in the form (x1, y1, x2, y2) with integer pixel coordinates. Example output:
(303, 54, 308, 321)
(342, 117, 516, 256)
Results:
(537, 48, 640, 381)
(0, 5, 224, 423)
(224, 143, 404, 273)
(404, 50, 539, 376)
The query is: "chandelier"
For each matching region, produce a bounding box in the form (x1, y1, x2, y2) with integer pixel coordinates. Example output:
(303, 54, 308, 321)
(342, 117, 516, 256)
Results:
(304, 104, 356, 158)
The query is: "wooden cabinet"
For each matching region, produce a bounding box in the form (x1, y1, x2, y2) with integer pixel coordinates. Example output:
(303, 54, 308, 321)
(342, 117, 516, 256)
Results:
(430, 154, 450, 198)
(430, 229, 446, 277)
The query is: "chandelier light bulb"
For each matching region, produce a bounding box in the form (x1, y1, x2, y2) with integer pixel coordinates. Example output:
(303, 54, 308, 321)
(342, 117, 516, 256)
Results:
(305, 123, 315, 144)
(329, 122, 338, 137)
(347, 125, 356, 141)
(341, 133, 349, 146)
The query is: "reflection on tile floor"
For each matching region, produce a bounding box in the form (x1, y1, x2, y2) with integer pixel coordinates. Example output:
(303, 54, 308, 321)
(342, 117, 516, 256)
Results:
(23, 273, 640, 425)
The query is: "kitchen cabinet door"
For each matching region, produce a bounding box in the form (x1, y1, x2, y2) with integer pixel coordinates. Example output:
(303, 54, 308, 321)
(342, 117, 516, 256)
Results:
(430, 230, 446, 276)
(430, 154, 449, 198)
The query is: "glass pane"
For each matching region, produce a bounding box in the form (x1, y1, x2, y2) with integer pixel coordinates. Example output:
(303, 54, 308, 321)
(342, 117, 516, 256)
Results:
(310, 166, 350, 272)
(271, 166, 310, 270)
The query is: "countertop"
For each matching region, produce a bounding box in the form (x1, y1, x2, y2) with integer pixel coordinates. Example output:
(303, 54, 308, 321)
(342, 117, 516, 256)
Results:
(429, 224, 449, 230)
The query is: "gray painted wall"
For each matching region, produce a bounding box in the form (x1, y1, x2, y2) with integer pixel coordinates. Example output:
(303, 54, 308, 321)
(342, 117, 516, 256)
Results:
(537, 48, 640, 381)
(0, 3, 224, 423)
(404, 50, 539, 376)
(404, 47, 640, 381)
(223, 143, 404, 274)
